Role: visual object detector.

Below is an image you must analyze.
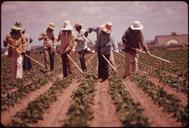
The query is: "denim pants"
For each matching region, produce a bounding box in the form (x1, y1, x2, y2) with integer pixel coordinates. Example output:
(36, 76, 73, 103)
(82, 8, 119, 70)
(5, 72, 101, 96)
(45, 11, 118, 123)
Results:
(23, 50, 32, 70)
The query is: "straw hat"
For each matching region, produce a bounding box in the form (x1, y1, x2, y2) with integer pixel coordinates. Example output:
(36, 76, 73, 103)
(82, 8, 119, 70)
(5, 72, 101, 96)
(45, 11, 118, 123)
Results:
(48, 22, 55, 30)
(102, 21, 112, 34)
(62, 20, 73, 31)
(11, 21, 22, 31)
(130, 20, 143, 30)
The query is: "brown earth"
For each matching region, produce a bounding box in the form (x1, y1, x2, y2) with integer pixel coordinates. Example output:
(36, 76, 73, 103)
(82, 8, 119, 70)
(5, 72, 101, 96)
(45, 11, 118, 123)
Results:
(1, 74, 62, 126)
(36, 53, 96, 127)
(36, 79, 80, 127)
(123, 79, 182, 127)
(89, 80, 122, 127)
(140, 71, 188, 107)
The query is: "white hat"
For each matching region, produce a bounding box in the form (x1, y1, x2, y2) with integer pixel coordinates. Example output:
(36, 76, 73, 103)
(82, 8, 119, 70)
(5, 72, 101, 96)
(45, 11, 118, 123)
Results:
(62, 20, 73, 31)
(102, 21, 112, 34)
(48, 22, 55, 30)
(11, 21, 22, 31)
(130, 20, 143, 30)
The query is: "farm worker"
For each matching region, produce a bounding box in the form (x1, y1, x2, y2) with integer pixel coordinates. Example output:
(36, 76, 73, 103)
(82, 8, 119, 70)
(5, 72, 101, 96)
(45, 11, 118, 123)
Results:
(3, 21, 27, 79)
(122, 20, 151, 79)
(57, 20, 75, 77)
(74, 23, 88, 72)
(22, 29, 33, 71)
(87, 21, 118, 82)
(38, 22, 56, 74)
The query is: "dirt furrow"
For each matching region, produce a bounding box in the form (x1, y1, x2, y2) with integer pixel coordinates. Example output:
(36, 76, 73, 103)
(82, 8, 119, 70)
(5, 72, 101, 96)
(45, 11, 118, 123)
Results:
(89, 80, 122, 127)
(36, 54, 95, 127)
(1, 74, 62, 126)
(140, 71, 188, 107)
(123, 80, 182, 127)
(36, 79, 80, 127)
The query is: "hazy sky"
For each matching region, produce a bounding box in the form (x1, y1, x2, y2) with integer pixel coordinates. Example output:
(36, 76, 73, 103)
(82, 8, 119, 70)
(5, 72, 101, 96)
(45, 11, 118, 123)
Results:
(1, 1, 188, 47)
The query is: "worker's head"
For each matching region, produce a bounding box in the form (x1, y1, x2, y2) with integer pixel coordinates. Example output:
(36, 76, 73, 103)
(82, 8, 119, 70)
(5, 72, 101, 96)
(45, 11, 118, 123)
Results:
(74, 23, 82, 32)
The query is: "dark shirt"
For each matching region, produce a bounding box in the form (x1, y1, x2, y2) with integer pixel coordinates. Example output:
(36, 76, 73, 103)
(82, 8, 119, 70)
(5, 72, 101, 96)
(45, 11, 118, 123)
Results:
(122, 27, 149, 54)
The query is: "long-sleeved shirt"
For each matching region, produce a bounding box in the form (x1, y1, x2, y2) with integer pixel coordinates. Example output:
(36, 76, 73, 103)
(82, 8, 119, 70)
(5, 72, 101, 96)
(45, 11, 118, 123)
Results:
(57, 30, 75, 54)
(23, 32, 32, 51)
(38, 30, 55, 49)
(4, 32, 27, 56)
(88, 26, 117, 55)
(122, 27, 149, 54)
(75, 29, 88, 52)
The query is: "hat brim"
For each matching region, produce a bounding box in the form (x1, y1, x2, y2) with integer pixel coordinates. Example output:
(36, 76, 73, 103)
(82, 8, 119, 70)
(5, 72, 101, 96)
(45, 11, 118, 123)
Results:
(102, 27, 112, 34)
(130, 24, 143, 30)
(48, 26, 55, 30)
(11, 26, 22, 31)
(62, 26, 73, 31)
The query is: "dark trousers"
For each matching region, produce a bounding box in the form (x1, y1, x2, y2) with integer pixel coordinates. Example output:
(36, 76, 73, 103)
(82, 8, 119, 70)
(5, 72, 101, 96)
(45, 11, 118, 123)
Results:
(78, 49, 87, 71)
(43, 48, 55, 71)
(98, 53, 110, 80)
(23, 50, 32, 70)
(61, 53, 72, 77)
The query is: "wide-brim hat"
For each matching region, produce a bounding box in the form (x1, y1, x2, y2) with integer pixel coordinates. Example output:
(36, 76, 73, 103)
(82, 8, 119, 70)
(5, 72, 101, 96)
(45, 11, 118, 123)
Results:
(130, 20, 143, 30)
(11, 21, 22, 31)
(102, 21, 112, 34)
(48, 22, 55, 30)
(11, 25, 22, 31)
(62, 20, 73, 31)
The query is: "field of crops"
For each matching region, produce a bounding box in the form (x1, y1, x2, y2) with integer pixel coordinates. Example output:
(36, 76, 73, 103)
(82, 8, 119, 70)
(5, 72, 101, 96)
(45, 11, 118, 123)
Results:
(1, 47, 188, 127)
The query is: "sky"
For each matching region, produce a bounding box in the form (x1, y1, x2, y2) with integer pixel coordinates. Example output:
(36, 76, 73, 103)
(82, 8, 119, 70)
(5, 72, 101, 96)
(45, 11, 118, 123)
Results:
(1, 1, 188, 47)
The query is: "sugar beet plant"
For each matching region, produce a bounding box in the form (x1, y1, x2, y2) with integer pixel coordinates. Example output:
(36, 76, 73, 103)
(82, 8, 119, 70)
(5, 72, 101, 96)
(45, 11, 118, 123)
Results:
(63, 73, 97, 127)
(10, 76, 73, 127)
(132, 74, 188, 126)
(108, 74, 150, 127)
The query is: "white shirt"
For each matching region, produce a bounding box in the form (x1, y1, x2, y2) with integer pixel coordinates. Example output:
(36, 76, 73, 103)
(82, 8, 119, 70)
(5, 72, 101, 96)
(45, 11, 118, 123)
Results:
(75, 29, 88, 52)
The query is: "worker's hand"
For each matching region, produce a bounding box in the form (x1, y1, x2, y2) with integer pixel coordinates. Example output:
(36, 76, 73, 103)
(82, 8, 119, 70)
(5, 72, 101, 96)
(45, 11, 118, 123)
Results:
(114, 49, 119, 53)
(146, 51, 151, 56)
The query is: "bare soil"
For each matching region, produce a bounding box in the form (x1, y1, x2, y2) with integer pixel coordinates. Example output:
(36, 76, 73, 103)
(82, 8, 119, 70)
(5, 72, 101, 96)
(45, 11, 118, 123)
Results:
(123, 79, 182, 127)
(1, 74, 62, 126)
(140, 71, 188, 107)
(89, 80, 122, 127)
(36, 79, 80, 127)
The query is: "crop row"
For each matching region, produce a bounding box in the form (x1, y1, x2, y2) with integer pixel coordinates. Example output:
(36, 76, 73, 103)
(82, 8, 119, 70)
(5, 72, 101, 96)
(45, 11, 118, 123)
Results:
(139, 64, 188, 94)
(139, 48, 188, 79)
(108, 74, 150, 127)
(131, 74, 188, 126)
(63, 53, 97, 127)
(63, 73, 97, 127)
(10, 76, 73, 127)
